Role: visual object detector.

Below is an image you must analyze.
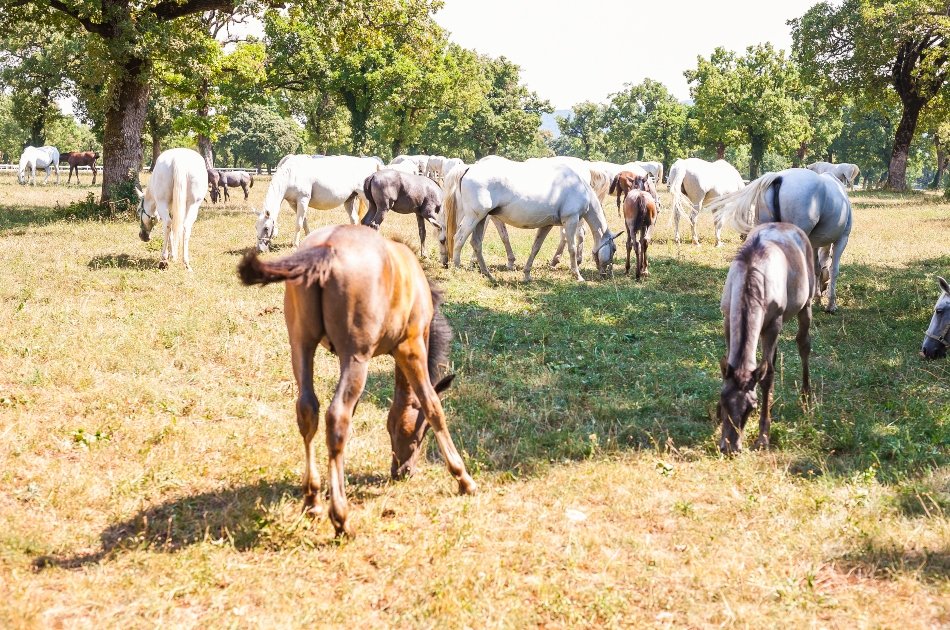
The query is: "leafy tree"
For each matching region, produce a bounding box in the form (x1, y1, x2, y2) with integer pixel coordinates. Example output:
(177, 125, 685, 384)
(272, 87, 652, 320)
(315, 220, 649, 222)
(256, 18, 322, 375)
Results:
(0, 0, 280, 205)
(829, 102, 898, 184)
(792, 0, 950, 190)
(217, 103, 304, 171)
(603, 78, 671, 162)
(553, 101, 607, 160)
(638, 99, 689, 174)
(0, 94, 28, 162)
(686, 44, 807, 178)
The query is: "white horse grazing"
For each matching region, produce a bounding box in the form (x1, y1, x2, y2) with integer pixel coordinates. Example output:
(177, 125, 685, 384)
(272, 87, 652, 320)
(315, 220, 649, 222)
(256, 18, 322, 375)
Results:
(17, 145, 60, 185)
(255, 155, 380, 252)
(667, 157, 745, 246)
(443, 157, 620, 282)
(387, 161, 419, 175)
(631, 160, 664, 184)
(806, 161, 861, 189)
(390, 155, 429, 175)
(137, 148, 207, 270)
(707, 168, 853, 313)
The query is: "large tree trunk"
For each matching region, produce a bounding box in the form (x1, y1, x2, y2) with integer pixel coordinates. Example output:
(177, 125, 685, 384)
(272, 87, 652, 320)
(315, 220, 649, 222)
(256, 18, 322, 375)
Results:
(885, 97, 924, 191)
(931, 132, 947, 189)
(196, 79, 214, 168)
(716, 142, 725, 160)
(101, 58, 150, 204)
(749, 134, 765, 180)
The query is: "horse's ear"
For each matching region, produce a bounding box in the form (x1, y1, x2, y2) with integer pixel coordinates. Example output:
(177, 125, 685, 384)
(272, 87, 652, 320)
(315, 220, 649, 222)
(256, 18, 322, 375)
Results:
(719, 356, 730, 378)
(939, 276, 950, 296)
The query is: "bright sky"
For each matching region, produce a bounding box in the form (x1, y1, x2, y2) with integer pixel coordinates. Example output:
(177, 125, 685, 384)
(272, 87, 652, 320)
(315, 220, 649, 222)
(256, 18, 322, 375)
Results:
(434, 0, 824, 108)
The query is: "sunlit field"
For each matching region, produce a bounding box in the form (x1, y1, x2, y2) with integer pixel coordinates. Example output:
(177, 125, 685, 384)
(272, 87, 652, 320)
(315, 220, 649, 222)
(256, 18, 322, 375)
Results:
(1, 170, 948, 627)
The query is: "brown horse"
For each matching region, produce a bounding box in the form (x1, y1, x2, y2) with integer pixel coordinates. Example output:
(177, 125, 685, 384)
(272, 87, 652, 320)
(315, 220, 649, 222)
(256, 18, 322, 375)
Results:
(60, 151, 99, 185)
(623, 190, 656, 281)
(718, 223, 814, 454)
(238, 224, 476, 536)
(609, 170, 646, 214)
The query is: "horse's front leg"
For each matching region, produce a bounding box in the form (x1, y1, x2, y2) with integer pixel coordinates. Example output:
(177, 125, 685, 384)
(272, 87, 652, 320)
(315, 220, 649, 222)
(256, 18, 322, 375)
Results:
(182, 205, 199, 271)
(469, 218, 495, 281)
(754, 322, 781, 450)
(242, 183, 249, 200)
(523, 225, 554, 282)
(294, 198, 310, 247)
(563, 220, 584, 282)
(690, 201, 702, 246)
(416, 212, 428, 259)
(549, 230, 569, 268)
(325, 355, 369, 537)
(490, 217, 517, 271)
(452, 215, 482, 269)
(159, 219, 171, 269)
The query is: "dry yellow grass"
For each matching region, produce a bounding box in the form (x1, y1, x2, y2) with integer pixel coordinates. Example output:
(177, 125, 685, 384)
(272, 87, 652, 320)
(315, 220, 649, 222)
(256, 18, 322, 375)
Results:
(0, 170, 947, 628)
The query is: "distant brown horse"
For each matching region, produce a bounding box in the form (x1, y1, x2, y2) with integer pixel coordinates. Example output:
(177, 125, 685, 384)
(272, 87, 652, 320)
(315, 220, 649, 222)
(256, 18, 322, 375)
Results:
(238, 224, 476, 536)
(718, 223, 814, 454)
(60, 151, 99, 185)
(623, 190, 656, 281)
(609, 170, 659, 215)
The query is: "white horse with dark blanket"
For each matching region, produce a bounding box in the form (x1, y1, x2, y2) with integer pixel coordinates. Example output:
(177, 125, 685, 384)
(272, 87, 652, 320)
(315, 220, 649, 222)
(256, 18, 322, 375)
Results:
(17, 145, 60, 185)
(443, 157, 620, 282)
(667, 157, 745, 246)
(255, 155, 380, 252)
(708, 168, 853, 313)
(136, 148, 207, 270)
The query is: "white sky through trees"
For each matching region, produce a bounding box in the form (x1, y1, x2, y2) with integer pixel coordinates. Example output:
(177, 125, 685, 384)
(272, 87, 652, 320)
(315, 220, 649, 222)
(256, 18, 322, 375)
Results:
(435, 0, 826, 107)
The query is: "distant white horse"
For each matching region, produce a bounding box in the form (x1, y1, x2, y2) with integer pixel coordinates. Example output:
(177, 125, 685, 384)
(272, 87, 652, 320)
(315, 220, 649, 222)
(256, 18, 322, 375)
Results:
(443, 157, 621, 282)
(707, 168, 853, 313)
(255, 155, 380, 252)
(667, 157, 745, 246)
(806, 161, 860, 189)
(387, 161, 419, 175)
(390, 155, 429, 175)
(137, 148, 207, 270)
(17, 145, 60, 185)
(631, 160, 664, 184)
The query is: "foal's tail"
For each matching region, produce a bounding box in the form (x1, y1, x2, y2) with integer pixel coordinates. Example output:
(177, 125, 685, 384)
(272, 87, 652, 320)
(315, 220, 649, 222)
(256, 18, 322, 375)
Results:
(427, 283, 453, 386)
(238, 246, 335, 288)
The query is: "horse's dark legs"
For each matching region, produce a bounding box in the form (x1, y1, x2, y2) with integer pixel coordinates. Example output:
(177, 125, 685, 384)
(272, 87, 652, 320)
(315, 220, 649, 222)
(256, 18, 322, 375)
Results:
(326, 355, 369, 536)
(388, 365, 427, 479)
(415, 212, 427, 258)
(91, 164, 97, 186)
(290, 333, 321, 515)
(641, 236, 650, 278)
(222, 184, 230, 202)
(634, 236, 643, 281)
(797, 303, 812, 398)
(754, 320, 782, 450)
(393, 339, 476, 496)
(241, 182, 249, 200)
(625, 230, 633, 275)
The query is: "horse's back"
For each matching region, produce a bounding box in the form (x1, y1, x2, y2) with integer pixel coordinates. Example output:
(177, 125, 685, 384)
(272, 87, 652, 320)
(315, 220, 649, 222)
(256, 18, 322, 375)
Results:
(464, 160, 589, 224)
(152, 148, 207, 204)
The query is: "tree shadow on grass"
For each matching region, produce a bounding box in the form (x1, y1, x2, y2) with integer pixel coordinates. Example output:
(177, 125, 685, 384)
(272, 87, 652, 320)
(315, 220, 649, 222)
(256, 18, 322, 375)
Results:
(32, 472, 396, 569)
(836, 542, 950, 583)
(0, 203, 133, 233)
(434, 254, 950, 481)
(87, 253, 157, 271)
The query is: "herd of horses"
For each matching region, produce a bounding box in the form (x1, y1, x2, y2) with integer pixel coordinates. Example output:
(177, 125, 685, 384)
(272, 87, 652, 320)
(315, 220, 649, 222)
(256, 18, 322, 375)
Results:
(15, 145, 99, 185)
(11, 142, 938, 536)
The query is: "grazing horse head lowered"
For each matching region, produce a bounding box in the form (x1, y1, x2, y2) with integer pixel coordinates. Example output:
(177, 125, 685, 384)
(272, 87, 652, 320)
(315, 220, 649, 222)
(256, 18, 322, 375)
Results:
(921, 276, 950, 360)
(238, 224, 476, 536)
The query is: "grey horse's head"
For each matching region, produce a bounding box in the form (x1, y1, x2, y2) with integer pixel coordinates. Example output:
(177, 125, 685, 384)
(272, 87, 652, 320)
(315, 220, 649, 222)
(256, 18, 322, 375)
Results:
(137, 187, 157, 242)
(593, 230, 624, 278)
(718, 357, 766, 454)
(255, 209, 277, 253)
(921, 276, 950, 360)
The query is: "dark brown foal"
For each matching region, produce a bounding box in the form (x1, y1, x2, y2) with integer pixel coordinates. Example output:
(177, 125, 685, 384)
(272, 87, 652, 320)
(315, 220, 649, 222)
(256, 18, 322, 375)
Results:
(239, 225, 476, 536)
(608, 170, 647, 215)
(623, 190, 657, 281)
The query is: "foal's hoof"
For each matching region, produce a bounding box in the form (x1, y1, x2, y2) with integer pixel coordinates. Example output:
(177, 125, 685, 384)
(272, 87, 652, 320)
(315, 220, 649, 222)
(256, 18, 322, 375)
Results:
(157, 260, 168, 270)
(506, 261, 516, 271)
(459, 475, 477, 495)
(753, 436, 770, 451)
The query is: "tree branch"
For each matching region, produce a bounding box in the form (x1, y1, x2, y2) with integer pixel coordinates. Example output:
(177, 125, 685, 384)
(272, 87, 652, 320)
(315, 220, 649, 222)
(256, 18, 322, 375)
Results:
(151, 0, 243, 21)
(46, 0, 112, 37)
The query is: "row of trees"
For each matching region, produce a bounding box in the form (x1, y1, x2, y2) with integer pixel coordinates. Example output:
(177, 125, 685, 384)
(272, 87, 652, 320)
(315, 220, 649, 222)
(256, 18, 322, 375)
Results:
(0, 0, 552, 204)
(552, 1, 950, 189)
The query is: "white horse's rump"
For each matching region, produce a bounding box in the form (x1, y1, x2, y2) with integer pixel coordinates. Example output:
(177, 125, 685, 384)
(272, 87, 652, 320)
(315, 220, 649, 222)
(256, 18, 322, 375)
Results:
(390, 155, 429, 175)
(443, 157, 619, 282)
(707, 168, 853, 312)
(806, 161, 860, 189)
(255, 155, 380, 251)
(137, 148, 207, 270)
(667, 157, 745, 246)
(630, 161, 664, 184)
(17, 145, 60, 185)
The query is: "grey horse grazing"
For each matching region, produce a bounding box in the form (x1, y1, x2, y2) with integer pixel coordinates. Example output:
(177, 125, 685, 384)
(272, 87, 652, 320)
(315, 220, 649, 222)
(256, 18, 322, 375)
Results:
(361, 169, 444, 257)
(209, 169, 254, 203)
(708, 168, 852, 313)
(718, 223, 815, 454)
(921, 276, 950, 359)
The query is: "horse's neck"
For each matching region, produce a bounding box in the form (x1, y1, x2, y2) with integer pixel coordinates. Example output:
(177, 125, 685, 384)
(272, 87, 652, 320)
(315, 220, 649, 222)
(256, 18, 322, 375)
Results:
(728, 270, 765, 371)
(582, 205, 607, 241)
(264, 173, 290, 215)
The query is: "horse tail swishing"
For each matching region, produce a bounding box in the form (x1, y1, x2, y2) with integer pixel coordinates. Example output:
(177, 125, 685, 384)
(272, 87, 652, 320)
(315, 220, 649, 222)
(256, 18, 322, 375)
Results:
(441, 165, 467, 263)
(707, 172, 782, 234)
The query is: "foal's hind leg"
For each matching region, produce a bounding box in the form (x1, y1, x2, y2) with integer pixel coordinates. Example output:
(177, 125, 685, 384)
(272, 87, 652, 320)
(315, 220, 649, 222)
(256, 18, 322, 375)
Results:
(394, 341, 476, 496)
(797, 303, 812, 398)
(290, 331, 322, 515)
(326, 355, 369, 536)
(754, 320, 782, 450)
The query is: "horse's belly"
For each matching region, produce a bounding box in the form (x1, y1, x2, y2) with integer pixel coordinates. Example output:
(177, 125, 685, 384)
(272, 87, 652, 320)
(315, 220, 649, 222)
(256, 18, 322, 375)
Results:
(493, 203, 560, 229)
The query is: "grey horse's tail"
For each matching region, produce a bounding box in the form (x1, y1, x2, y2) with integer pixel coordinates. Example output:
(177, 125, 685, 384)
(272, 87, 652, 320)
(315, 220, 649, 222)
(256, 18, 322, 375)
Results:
(248, 173, 254, 188)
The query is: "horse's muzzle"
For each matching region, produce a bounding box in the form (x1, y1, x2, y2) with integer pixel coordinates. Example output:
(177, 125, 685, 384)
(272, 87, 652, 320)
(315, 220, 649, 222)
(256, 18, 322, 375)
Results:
(257, 241, 270, 253)
(139, 230, 150, 243)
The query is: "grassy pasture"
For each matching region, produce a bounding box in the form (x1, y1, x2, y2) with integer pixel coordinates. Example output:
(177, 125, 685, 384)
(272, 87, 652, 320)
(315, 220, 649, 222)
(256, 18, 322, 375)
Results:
(0, 170, 947, 627)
